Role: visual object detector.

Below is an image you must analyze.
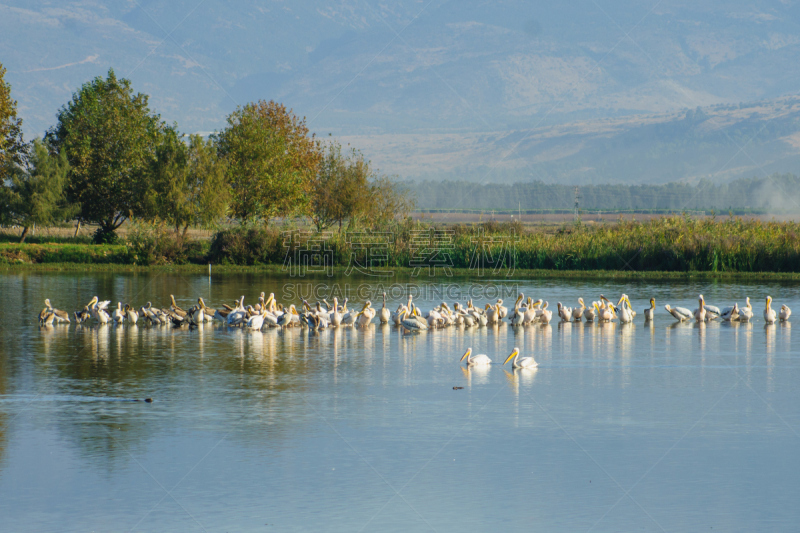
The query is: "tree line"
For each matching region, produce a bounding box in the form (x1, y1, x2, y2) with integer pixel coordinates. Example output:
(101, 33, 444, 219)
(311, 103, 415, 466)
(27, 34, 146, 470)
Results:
(412, 175, 800, 213)
(0, 66, 412, 243)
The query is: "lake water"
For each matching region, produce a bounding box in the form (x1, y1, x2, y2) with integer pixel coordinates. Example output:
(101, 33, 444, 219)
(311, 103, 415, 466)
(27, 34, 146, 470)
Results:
(1, 271, 799, 532)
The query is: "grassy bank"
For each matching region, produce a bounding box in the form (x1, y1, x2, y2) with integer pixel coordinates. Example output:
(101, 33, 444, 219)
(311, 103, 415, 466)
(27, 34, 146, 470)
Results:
(2, 215, 800, 274)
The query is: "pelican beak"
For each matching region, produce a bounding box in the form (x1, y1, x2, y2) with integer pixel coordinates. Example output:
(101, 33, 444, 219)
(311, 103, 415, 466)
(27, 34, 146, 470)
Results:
(503, 349, 518, 365)
(461, 349, 471, 362)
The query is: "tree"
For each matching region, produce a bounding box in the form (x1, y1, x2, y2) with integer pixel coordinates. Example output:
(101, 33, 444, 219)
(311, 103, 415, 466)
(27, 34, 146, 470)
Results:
(0, 62, 27, 183)
(149, 132, 229, 238)
(0, 139, 77, 242)
(215, 100, 320, 223)
(308, 140, 415, 231)
(47, 69, 167, 241)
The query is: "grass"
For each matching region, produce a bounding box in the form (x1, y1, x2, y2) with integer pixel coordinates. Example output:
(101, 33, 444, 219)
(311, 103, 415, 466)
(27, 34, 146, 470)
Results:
(2, 215, 800, 274)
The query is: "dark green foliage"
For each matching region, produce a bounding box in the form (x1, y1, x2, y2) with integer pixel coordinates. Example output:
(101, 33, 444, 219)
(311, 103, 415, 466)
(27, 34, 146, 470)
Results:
(208, 226, 285, 265)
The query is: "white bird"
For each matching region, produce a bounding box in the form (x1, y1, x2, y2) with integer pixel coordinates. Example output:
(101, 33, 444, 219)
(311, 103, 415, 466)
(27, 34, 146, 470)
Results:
(496, 299, 508, 319)
(617, 296, 633, 323)
(720, 304, 739, 322)
(644, 298, 655, 321)
(247, 310, 266, 330)
(113, 302, 125, 323)
(379, 293, 391, 324)
(583, 303, 596, 322)
(43, 299, 70, 323)
(694, 295, 707, 322)
(125, 304, 139, 324)
(572, 298, 585, 321)
(617, 294, 637, 319)
(557, 302, 571, 322)
(665, 304, 692, 322)
(503, 347, 537, 369)
(780, 304, 791, 322)
(539, 301, 553, 324)
(739, 297, 753, 322)
(400, 307, 428, 331)
(461, 347, 491, 366)
(764, 296, 777, 324)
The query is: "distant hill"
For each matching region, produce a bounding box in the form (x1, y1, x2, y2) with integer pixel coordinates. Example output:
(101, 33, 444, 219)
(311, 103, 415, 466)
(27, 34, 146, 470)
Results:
(3, 0, 800, 184)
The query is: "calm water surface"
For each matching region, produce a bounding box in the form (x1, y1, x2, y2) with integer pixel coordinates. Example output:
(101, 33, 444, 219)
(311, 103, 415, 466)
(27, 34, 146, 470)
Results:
(1, 271, 799, 532)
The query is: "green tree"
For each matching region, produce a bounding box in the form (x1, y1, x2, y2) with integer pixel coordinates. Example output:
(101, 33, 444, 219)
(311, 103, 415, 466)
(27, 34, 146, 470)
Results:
(47, 69, 167, 242)
(0, 62, 27, 183)
(0, 139, 77, 242)
(215, 100, 320, 223)
(149, 132, 229, 238)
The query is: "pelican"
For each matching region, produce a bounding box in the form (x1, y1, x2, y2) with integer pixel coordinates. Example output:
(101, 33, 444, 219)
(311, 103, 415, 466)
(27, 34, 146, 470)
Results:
(247, 309, 266, 330)
(496, 299, 508, 319)
(113, 302, 125, 323)
(739, 297, 753, 322)
(401, 307, 428, 331)
(583, 303, 596, 322)
(330, 297, 342, 327)
(460, 347, 491, 366)
(43, 299, 70, 323)
(764, 296, 776, 324)
(595, 301, 615, 322)
(357, 301, 373, 326)
(379, 293, 391, 324)
(503, 347, 537, 369)
(539, 301, 553, 324)
(694, 295, 707, 323)
(125, 304, 139, 324)
(617, 296, 633, 323)
(227, 296, 246, 326)
(703, 301, 721, 320)
(509, 294, 524, 323)
(617, 294, 637, 319)
(170, 295, 187, 319)
(557, 302, 571, 322)
(719, 303, 739, 322)
(486, 303, 499, 324)
(89, 296, 110, 324)
(780, 304, 791, 322)
(197, 297, 217, 322)
(644, 298, 655, 321)
(665, 304, 692, 322)
(523, 298, 539, 325)
(572, 298, 585, 321)
(391, 303, 406, 326)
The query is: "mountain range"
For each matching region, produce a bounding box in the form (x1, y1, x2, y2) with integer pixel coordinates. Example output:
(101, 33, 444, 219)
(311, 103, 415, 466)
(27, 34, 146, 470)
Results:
(3, 0, 800, 184)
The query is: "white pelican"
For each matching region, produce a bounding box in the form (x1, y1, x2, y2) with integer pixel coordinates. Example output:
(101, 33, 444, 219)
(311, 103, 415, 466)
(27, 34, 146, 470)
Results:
(227, 296, 246, 326)
(572, 298, 585, 321)
(89, 296, 110, 324)
(503, 347, 537, 369)
(40, 311, 56, 327)
(616, 294, 637, 319)
(739, 297, 753, 322)
(125, 304, 139, 324)
(460, 347, 491, 366)
(665, 304, 692, 322)
(330, 297, 342, 327)
(703, 302, 721, 320)
(357, 301, 373, 326)
(113, 302, 125, 323)
(780, 304, 791, 322)
(583, 303, 596, 322)
(486, 303, 498, 324)
(764, 296, 777, 324)
(400, 308, 428, 331)
(379, 293, 391, 324)
(496, 299, 508, 319)
(539, 301, 553, 324)
(617, 296, 633, 323)
(391, 303, 406, 326)
(43, 299, 70, 323)
(719, 304, 739, 322)
(557, 302, 571, 322)
(247, 309, 266, 330)
(694, 295, 707, 322)
(509, 294, 524, 323)
(644, 298, 655, 321)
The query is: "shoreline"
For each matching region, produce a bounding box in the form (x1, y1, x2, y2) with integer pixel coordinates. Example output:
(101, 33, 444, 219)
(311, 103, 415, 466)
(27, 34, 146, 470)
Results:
(3, 262, 800, 281)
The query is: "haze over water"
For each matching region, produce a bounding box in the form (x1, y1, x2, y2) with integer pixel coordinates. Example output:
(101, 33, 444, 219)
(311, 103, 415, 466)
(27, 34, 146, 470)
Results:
(1, 271, 799, 531)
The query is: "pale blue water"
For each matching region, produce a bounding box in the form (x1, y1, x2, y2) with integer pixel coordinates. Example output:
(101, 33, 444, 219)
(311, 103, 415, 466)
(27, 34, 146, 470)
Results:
(0, 271, 798, 532)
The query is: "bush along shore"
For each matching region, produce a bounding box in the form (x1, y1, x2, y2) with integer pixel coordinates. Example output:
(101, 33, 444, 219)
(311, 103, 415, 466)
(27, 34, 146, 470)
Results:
(2, 216, 800, 274)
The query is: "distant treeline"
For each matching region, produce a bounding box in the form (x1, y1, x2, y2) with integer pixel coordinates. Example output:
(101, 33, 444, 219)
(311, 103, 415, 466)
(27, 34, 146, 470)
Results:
(411, 174, 800, 213)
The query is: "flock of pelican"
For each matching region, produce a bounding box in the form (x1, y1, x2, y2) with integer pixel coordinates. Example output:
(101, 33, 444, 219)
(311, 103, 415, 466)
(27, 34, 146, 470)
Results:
(37, 292, 791, 329)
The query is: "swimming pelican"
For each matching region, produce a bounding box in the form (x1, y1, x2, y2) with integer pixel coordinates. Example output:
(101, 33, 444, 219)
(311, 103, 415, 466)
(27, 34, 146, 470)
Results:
(503, 347, 537, 369)
(43, 299, 70, 323)
(644, 298, 655, 321)
(357, 301, 373, 326)
(764, 296, 776, 324)
(780, 304, 791, 321)
(616, 294, 637, 319)
(596, 301, 615, 322)
(719, 303, 739, 322)
(89, 296, 110, 324)
(665, 304, 692, 322)
(496, 299, 508, 319)
(391, 302, 406, 326)
(739, 297, 753, 322)
(617, 296, 633, 323)
(460, 347, 491, 366)
(125, 304, 139, 324)
(524, 298, 539, 325)
(539, 302, 553, 324)
(557, 302, 571, 322)
(247, 309, 266, 330)
(583, 303, 596, 322)
(113, 302, 125, 323)
(694, 295, 707, 322)
(400, 307, 428, 331)
(572, 298, 585, 321)
(703, 301, 721, 320)
(379, 293, 391, 323)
